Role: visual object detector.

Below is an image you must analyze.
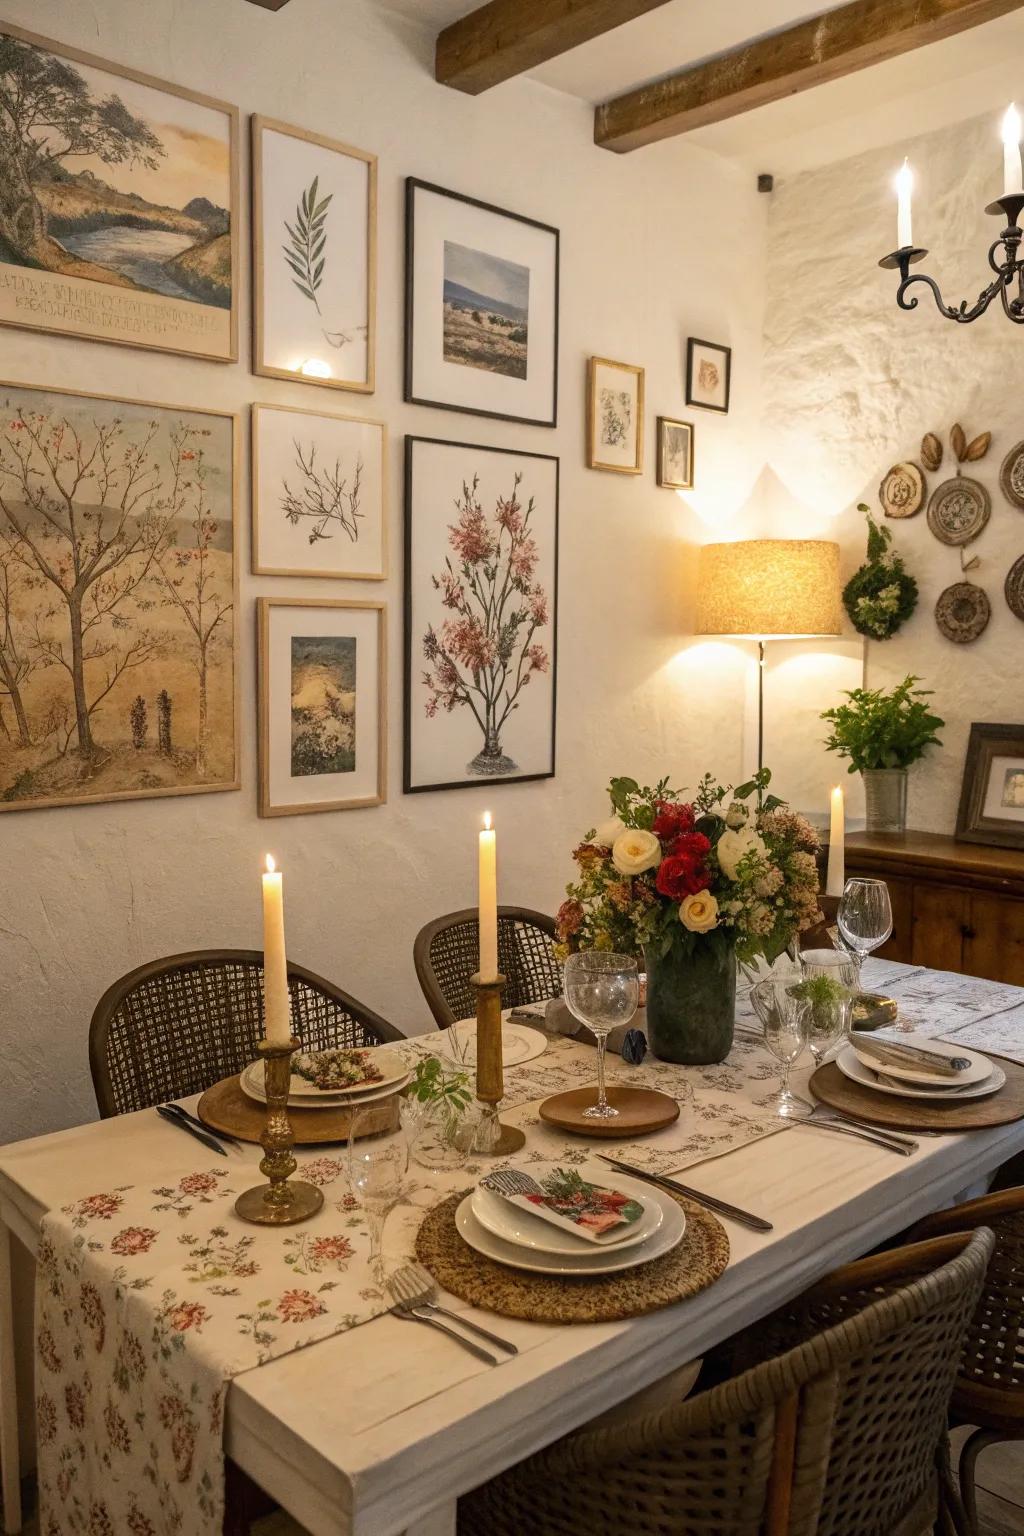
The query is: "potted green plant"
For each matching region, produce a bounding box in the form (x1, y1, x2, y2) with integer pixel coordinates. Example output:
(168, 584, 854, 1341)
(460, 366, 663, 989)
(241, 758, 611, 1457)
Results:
(821, 676, 944, 833)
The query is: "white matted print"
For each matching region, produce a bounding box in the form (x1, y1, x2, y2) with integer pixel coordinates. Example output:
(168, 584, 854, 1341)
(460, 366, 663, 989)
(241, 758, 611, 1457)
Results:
(252, 404, 386, 579)
(657, 416, 694, 490)
(259, 598, 386, 816)
(405, 179, 559, 427)
(587, 357, 644, 474)
(686, 337, 731, 413)
(404, 436, 558, 793)
(253, 116, 376, 393)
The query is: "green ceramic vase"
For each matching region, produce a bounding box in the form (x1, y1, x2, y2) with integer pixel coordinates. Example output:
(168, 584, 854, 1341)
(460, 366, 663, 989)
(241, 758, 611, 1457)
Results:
(645, 939, 736, 1065)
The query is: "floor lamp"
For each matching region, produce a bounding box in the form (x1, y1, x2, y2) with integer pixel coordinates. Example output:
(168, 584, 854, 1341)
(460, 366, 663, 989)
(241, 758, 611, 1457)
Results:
(695, 540, 841, 773)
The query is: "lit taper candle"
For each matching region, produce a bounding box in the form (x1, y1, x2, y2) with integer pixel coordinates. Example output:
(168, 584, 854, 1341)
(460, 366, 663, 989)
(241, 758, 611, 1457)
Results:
(261, 855, 292, 1046)
(478, 812, 498, 982)
(825, 786, 846, 898)
(895, 158, 913, 249)
(1003, 104, 1023, 197)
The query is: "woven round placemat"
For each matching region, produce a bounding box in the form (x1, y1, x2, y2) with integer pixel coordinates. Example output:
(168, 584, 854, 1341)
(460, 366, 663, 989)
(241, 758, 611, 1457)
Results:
(414, 1191, 729, 1324)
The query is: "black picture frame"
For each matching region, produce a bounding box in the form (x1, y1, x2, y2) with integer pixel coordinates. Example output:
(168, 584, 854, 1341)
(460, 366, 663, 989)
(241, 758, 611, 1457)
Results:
(404, 435, 559, 794)
(955, 721, 1024, 850)
(685, 337, 732, 414)
(404, 178, 560, 428)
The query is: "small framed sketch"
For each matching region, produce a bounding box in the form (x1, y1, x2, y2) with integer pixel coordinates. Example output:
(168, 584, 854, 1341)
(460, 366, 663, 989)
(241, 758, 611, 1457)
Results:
(252, 403, 387, 579)
(656, 416, 694, 490)
(405, 179, 559, 428)
(686, 337, 731, 413)
(258, 598, 386, 816)
(405, 436, 558, 793)
(956, 722, 1024, 850)
(252, 115, 376, 393)
(586, 358, 644, 474)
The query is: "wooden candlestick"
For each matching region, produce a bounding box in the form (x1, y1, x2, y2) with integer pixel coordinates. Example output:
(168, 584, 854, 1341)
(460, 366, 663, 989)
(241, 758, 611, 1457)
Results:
(234, 1037, 324, 1225)
(472, 972, 525, 1156)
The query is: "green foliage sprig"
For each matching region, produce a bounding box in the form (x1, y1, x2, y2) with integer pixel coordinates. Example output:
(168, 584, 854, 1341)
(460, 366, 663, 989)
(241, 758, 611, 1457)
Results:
(821, 675, 944, 773)
(408, 1056, 472, 1135)
(842, 505, 918, 640)
(283, 176, 332, 313)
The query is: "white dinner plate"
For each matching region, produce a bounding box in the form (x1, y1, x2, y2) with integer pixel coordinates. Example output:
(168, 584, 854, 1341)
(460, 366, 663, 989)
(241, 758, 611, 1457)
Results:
(240, 1062, 410, 1108)
(443, 1020, 547, 1068)
(470, 1167, 664, 1255)
(243, 1046, 408, 1101)
(837, 1043, 1005, 1102)
(851, 1036, 993, 1088)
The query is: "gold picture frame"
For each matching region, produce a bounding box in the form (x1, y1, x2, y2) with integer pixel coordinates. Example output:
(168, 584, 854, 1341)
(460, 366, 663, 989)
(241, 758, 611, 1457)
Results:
(656, 416, 694, 490)
(586, 357, 644, 475)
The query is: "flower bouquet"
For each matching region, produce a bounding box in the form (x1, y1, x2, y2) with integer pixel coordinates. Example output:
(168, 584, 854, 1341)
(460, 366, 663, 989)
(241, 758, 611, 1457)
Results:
(556, 770, 822, 1063)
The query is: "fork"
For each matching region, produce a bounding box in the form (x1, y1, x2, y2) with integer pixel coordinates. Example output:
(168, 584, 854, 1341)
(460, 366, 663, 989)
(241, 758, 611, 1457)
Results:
(388, 1263, 517, 1355)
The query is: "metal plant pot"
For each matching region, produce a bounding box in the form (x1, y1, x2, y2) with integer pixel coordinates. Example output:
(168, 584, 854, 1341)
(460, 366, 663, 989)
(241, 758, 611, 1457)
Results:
(862, 768, 908, 834)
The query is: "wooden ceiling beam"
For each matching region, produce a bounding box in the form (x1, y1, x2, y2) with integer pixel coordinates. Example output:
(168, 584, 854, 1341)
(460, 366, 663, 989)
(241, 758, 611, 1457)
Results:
(436, 0, 674, 95)
(595, 0, 1024, 152)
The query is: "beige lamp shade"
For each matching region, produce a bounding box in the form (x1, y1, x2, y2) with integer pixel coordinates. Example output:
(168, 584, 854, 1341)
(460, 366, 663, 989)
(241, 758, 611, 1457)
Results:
(695, 539, 841, 638)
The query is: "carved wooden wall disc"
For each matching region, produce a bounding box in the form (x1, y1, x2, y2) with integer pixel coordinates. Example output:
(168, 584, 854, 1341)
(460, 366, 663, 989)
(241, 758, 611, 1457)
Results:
(1000, 440, 1024, 509)
(1006, 555, 1024, 622)
(934, 582, 990, 643)
(927, 476, 991, 546)
(879, 461, 925, 518)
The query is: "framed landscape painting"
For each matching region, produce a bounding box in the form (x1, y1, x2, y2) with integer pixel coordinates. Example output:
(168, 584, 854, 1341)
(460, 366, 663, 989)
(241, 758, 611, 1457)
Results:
(657, 416, 694, 489)
(258, 598, 386, 816)
(404, 436, 558, 793)
(956, 722, 1024, 850)
(252, 403, 387, 579)
(586, 357, 644, 474)
(0, 24, 238, 361)
(405, 179, 559, 427)
(0, 381, 238, 812)
(686, 337, 731, 413)
(253, 116, 376, 393)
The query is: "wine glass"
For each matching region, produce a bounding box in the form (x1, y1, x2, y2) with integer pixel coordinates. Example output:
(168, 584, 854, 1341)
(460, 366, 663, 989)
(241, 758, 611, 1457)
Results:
(563, 951, 639, 1119)
(750, 979, 810, 1120)
(800, 983, 854, 1068)
(838, 878, 893, 991)
(348, 1110, 409, 1286)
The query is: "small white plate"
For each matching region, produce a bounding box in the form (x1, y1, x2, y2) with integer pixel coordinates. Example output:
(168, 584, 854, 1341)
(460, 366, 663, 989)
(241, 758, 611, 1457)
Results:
(470, 1168, 663, 1255)
(852, 1036, 992, 1088)
(443, 1020, 547, 1068)
(243, 1046, 408, 1100)
(240, 1063, 410, 1108)
(837, 1043, 1005, 1102)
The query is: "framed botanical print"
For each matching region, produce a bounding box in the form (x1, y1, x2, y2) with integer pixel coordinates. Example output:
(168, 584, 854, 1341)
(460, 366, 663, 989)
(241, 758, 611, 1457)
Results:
(956, 722, 1024, 850)
(404, 436, 558, 793)
(587, 358, 644, 474)
(252, 116, 376, 393)
(0, 23, 238, 361)
(0, 381, 238, 812)
(252, 403, 387, 579)
(258, 598, 386, 816)
(657, 416, 694, 489)
(405, 179, 559, 427)
(686, 337, 731, 413)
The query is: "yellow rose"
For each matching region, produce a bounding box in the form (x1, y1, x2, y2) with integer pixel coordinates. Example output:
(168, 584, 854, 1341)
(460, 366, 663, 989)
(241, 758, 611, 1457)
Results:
(611, 828, 661, 877)
(679, 890, 719, 933)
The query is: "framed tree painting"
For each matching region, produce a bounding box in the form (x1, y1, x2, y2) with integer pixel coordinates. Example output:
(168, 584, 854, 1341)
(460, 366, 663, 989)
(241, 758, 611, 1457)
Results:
(586, 357, 644, 474)
(252, 116, 376, 393)
(258, 598, 386, 816)
(252, 404, 387, 579)
(405, 179, 559, 428)
(0, 23, 238, 361)
(0, 381, 239, 812)
(657, 416, 694, 489)
(404, 436, 558, 793)
(686, 337, 731, 413)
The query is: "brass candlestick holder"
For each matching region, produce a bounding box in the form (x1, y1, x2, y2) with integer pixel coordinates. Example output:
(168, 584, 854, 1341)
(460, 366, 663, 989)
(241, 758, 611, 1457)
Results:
(234, 1036, 324, 1226)
(472, 972, 526, 1156)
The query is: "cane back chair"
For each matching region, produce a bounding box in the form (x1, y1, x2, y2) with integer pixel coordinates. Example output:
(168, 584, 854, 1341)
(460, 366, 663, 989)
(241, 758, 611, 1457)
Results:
(89, 948, 401, 1118)
(414, 906, 561, 1029)
(457, 1229, 993, 1536)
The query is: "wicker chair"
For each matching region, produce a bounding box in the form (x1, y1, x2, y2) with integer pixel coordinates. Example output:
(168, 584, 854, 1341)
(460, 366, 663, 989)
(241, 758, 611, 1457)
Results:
(414, 906, 561, 1028)
(89, 948, 402, 1117)
(457, 1229, 993, 1536)
(908, 1187, 1024, 1530)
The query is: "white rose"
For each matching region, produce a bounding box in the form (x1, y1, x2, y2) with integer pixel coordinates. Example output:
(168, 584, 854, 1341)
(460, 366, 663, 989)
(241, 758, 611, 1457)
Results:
(716, 825, 767, 881)
(611, 828, 662, 876)
(679, 890, 719, 932)
(593, 814, 626, 848)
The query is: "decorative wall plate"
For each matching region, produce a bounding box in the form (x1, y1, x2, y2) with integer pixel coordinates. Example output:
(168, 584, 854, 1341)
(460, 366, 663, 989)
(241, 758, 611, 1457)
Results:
(935, 581, 991, 643)
(927, 476, 991, 546)
(879, 461, 925, 518)
(1006, 554, 1024, 621)
(999, 440, 1024, 508)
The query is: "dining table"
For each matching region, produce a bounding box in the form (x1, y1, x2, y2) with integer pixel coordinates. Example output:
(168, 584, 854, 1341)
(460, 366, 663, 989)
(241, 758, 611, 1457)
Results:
(2, 955, 1024, 1536)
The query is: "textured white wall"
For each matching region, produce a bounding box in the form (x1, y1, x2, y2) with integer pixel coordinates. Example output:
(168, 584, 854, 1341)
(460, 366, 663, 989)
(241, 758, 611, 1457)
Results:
(0, 0, 767, 1143)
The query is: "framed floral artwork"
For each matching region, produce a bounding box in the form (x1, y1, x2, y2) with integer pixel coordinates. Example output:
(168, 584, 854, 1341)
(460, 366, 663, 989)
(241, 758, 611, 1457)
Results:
(657, 416, 694, 490)
(956, 722, 1024, 850)
(258, 598, 386, 816)
(252, 116, 377, 393)
(404, 179, 559, 427)
(686, 337, 731, 413)
(251, 403, 387, 579)
(0, 23, 238, 361)
(404, 436, 558, 793)
(586, 357, 643, 474)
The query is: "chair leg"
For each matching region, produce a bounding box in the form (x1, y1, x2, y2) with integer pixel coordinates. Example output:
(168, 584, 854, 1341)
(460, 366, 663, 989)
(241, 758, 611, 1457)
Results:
(957, 1427, 1004, 1536)
(223, 1458, 275, 1536)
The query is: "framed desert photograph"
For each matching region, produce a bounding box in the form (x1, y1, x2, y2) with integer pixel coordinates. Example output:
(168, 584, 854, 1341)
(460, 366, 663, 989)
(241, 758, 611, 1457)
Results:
(686, 337, 731, 413)
(0, 381, 238, 812)
(956, 722, 1024, 850)
(252, 403, 387, 579)
(0, 23, 238, 362)
(258, 598, 386, 816)
(657, 416, 694, 490)
(587, 358, 644, 474)
(404, 436, 558, 794)
(405, 179, 559, 428)
(253, 116, 377, 393)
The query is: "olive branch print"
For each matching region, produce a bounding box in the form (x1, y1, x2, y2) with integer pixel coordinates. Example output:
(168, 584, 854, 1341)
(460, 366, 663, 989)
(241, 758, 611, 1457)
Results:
(283, 175, 333, 314)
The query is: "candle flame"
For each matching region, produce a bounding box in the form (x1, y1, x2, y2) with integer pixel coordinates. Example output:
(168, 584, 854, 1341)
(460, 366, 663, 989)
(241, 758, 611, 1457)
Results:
(482, 811, 492, 831)
(265, 854, 276, 874)
(894, 157, 913, 196)
(1003, 103, 1021, 148)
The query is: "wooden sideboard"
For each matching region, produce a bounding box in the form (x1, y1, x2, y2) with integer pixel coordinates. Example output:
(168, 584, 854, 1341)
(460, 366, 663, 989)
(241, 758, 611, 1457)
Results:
(842, 831, 1024, 986)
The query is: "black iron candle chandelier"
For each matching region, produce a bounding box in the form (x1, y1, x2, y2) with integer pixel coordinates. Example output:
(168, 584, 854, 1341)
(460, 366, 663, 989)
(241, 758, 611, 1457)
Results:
(879, 193, 1024, 324)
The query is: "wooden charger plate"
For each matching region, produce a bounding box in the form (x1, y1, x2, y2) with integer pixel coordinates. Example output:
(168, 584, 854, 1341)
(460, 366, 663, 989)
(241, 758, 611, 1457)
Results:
(809, 1053, 1024, 1133)
(538, 1085, 679, 1139)
(198, 1074, 400, 1145)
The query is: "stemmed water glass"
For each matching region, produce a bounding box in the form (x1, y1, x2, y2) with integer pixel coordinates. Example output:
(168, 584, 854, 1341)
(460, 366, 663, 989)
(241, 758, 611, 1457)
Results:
(837, 878, 893, 991)
(348, 1110, 409, 1286)
(750, 979, 810, 1120)
(801, 984, 854, 1068)
(563, 951, 639, 1119)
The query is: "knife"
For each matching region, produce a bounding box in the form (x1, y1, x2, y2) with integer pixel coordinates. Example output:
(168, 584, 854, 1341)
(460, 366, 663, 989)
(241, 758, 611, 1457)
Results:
(596, 1155, 773, 1233)
(156, 1104, 228, 1157)
(162, 1101, 242, 1148)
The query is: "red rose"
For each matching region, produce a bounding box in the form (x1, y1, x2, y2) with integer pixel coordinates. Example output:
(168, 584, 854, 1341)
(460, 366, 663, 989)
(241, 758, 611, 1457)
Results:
(655, 832, 711, 901)
(652, 801, 696, 849)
